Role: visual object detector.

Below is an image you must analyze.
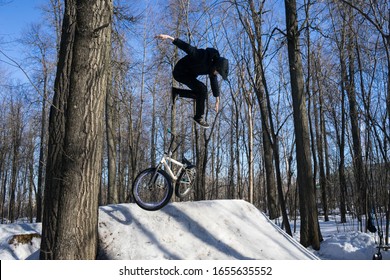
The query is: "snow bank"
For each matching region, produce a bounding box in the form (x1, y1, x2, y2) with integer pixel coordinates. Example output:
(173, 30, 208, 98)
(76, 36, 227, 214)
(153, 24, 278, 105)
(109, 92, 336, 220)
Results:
(2, 200, 386, 260)
(98, 200, 318, 260)
(314, 231, 379, 260)
(0, 223, 41, 260)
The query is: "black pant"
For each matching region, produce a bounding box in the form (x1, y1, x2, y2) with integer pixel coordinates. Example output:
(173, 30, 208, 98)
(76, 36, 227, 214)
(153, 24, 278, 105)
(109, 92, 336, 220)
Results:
(173, 71, 207, 120)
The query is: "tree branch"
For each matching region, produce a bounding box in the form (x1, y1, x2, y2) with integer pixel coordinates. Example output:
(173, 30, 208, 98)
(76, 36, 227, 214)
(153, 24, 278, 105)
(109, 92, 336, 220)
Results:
(0, 49, 61, 111)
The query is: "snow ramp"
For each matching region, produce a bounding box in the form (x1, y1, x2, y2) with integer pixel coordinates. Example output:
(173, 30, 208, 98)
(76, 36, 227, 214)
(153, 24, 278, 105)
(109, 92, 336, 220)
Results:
(98, 199, 318, 260)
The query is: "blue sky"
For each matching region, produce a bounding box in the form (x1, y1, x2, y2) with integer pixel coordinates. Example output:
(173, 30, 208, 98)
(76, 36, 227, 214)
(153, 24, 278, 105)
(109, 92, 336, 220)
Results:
(0, 0, 149, 81)
(0, 0, 45, 41)
(0, 0, 46, 79)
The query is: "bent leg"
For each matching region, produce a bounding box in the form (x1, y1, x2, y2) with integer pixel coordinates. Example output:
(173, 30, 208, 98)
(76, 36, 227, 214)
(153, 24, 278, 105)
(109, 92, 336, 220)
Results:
(172, 87, 197, 99)
(173, 73, 207, 119)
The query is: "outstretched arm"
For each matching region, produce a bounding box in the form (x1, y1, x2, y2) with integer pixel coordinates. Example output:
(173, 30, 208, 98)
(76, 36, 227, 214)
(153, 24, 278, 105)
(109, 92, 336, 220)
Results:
(156, 34, 197, 57)
(155, 34, 174, 41)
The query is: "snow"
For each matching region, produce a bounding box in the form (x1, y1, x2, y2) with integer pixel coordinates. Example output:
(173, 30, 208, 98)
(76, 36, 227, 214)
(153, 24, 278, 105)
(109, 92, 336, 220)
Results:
(0, 222, 41, 260)
(97, 200, 316, 260)
(0, 199, 388, 260)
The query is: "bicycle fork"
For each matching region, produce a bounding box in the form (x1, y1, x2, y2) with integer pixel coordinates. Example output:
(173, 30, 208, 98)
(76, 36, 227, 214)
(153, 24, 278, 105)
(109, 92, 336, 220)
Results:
(145, 163, 164, 189)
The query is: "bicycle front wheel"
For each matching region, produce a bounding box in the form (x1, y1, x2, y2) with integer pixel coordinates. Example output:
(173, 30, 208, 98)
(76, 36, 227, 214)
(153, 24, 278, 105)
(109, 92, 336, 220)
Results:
(132, 168, 173, 211)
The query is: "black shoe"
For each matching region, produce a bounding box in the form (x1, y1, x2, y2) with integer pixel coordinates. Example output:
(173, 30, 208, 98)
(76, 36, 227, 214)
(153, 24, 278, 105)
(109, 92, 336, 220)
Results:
(172, 87, 178, 104)
(193, 117, 210, 128)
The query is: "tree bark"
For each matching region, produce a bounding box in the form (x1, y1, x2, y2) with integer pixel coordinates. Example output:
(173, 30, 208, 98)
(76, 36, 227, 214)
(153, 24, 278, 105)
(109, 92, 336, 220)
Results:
(8, 102, 22, 223)
(40, 0, 112, 259)
(284, 0, 321, 250)
(106, 64, 118, 204)
(343, 5, 366, 217)
(236, 0, 279, 218)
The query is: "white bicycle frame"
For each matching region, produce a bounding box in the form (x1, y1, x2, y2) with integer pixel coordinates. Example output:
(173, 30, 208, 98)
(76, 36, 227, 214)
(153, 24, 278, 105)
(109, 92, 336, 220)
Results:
(158, 153, 186, 182)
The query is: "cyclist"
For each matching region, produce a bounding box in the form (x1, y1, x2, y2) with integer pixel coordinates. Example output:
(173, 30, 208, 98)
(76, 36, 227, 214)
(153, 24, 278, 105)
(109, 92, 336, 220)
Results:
(156, 34, 229, 128)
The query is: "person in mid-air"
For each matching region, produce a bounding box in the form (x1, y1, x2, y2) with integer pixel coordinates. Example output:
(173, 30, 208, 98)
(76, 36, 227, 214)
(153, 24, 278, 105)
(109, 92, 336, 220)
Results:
(156, 34, 229, 128)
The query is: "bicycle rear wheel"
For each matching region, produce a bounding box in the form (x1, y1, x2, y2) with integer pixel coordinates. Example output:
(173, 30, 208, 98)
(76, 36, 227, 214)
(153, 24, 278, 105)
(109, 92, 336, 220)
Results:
(132, 168, 173, 211)
(175, 166, 196, 199)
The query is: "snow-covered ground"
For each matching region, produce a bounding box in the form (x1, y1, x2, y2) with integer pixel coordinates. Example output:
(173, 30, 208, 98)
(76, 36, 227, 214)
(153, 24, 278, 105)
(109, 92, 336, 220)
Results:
(0, 199, 388, 260)
(97, 200, 317, 260)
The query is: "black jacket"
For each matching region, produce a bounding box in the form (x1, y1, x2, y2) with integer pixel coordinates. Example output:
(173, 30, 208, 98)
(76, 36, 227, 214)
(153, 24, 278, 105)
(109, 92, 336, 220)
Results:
(173, 38, 220, 97)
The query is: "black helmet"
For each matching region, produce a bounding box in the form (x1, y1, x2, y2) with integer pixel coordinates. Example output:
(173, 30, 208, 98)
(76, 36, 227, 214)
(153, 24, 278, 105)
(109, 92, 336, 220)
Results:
(216, 57, 229, 80)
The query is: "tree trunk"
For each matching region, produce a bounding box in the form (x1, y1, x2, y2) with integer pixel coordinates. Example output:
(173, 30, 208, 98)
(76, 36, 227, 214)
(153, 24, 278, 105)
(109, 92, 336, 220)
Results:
(40, 0, 112, 260)
(331, 8, 349, 223)
(228, 108, 235, 199)
(236, 0, 279, 217)
(312, 55, 329, 222)
(246, 100, 254, 204)
(8, 102, 22, 223)
(386, 190, 390, 245)
(284, 0, 321, 250)
(106, 64, 118, 204)
(36, 73, 48, 223)
(344, 6, 366, 217)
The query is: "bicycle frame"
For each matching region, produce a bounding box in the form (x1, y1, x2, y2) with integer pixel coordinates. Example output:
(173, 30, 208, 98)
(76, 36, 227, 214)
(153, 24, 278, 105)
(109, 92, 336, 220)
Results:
(158, 153, 186, 182)
(147, 129, 192, 187)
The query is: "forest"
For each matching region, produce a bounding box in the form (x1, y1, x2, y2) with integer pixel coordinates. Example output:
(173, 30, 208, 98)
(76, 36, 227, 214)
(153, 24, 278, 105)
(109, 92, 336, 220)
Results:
(0, 0, 389, 259)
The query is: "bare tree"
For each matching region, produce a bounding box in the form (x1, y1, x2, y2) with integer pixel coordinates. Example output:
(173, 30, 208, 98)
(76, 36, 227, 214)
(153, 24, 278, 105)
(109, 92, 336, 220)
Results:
(340, 0, 390, 143)
(40, 0, 113, 259)
(106, 59, 118, 204)
(0, 100, 7, 223)
(19, 22, 56, 222)
(336, 2, 367, 222)
(284, 0, 321, 249)
(310, 49, 329, 222)
(105, 3, 138, 204)
(328, 2, 349, 224)
(233, 0, 280, 218)
(8, 99, 23, 223)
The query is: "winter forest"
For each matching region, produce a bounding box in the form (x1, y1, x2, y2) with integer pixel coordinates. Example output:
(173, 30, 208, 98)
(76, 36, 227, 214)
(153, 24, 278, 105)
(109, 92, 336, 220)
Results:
(0, 0, 389, 259)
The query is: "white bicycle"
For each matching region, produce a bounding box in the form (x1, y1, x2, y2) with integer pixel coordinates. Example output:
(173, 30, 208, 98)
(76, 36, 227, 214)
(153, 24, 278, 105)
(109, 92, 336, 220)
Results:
(132, 129, 197, 211)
